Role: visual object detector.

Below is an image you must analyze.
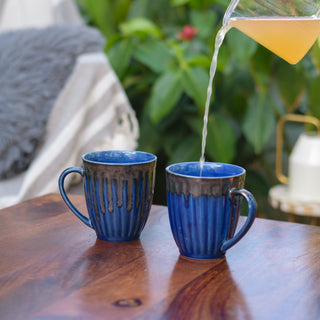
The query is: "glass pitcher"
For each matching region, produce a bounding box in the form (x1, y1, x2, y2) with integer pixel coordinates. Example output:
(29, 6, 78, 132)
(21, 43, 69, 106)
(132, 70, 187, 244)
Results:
(223, 0, 320, 64)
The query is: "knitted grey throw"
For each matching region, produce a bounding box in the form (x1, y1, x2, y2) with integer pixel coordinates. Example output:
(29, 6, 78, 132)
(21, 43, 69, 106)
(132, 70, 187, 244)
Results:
(0, 24, 105, 179)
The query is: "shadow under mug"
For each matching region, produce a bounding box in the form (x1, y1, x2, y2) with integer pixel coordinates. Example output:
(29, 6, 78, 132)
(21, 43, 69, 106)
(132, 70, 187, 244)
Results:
(166, 162, 257, 260)
(59, 150, 157, 242)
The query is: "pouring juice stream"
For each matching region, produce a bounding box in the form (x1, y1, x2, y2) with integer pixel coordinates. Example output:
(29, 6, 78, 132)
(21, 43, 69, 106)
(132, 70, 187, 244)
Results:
(199, 0, 320, 173)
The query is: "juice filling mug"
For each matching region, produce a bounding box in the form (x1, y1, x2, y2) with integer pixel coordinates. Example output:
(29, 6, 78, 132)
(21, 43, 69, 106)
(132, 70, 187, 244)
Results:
(59, 150, 157, 242)
(166, 162, 257, 260)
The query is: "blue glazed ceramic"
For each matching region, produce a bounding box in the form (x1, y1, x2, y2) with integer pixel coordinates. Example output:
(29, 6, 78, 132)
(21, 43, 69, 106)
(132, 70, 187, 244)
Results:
(59, 150, 157, 242)
(166, 162, 256, 259)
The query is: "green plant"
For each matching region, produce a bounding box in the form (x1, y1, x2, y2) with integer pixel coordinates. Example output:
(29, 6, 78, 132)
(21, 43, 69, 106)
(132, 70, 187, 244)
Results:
(77, 0, 320, 218)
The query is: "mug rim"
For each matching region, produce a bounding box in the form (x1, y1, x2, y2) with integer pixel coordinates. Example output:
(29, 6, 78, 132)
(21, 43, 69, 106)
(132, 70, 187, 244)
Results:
(82, 150, 157, 165)
(166, 161, 245, 179)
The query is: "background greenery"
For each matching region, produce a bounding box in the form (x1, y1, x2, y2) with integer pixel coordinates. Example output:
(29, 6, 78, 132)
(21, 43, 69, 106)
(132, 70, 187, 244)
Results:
(77, 0, 320, 221)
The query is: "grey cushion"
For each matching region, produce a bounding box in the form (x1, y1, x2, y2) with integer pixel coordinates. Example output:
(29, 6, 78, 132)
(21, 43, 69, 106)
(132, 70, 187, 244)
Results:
(0, 24, 105, 179)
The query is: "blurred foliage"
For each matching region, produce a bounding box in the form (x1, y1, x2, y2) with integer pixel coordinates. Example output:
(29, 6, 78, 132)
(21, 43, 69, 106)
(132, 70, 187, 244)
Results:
(77, 0, 320, 219)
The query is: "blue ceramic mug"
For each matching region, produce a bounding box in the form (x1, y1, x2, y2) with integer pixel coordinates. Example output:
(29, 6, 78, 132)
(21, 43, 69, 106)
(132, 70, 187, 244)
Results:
(59, 150, 157, 242)
(166, 162, 256, 259)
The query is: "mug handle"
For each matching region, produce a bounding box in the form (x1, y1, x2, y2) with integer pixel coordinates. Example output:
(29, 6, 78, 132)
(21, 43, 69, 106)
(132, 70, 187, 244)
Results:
(220, 188, 257, 252)
(58, 167, 93, 228)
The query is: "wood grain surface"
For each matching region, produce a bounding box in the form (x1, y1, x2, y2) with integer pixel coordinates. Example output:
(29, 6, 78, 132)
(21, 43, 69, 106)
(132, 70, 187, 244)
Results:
(0, 193, 320, 320)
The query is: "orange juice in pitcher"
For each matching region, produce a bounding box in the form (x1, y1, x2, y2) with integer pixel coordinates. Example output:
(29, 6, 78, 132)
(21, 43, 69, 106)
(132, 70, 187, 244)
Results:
(226, 0, 320, 64)
(229, 17, 320, 64)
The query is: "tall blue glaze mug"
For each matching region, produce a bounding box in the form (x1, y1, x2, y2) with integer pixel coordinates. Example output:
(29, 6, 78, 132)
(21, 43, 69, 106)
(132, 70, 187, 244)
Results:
(59, 150, 157, 242)
(166, 162, 256, 260)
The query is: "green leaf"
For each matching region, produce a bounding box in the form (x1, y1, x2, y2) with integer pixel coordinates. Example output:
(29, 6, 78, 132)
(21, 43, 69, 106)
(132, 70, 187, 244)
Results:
(185, 115, 203, 136)
(148, 70, 183, 123)
(276, 62, 306, 112)
(112, 0, 131, 23)
(310, 37, 320, 74)
(133, 38, 173, 73)
(181, 66, 209, 111)
(168, 136, 201, 164)
(78, 0, 130, 38)
(250, 45, 274, 89)
(188, 0, 219, 9)
(127, 0, 150, 19)
(138, 111, 163, 154)
(78, 0, 113, 37)
(242, 92, 276, 154)
(170, 0, 190, 6)
(216, 42, 230, 72)
(186, 54, 211, 68)
(107, 38, 134, 79)
(119, 17, 162, 38)
(307, 77, 320, 120)
(205, 114, 237, 163)
(190, 10, 217, 40)
(246, 170, 271, 195)
(227, 28, 257, 67)
(190, 10, 217, 39)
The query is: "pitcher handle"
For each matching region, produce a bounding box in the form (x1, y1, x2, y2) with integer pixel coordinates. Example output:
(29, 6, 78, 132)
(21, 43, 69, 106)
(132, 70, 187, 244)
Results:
(58, 167, 93, 228)
(276, 114, 320, 184)
(220, 188, 257, 252)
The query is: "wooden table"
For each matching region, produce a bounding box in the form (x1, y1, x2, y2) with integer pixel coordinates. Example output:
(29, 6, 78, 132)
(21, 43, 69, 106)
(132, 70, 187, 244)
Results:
(1, 194, 320, 320)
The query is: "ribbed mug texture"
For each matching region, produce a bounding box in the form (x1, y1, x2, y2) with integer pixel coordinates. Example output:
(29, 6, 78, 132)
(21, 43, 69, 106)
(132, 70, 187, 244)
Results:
(166, 162, 246, 259)
(84, 160, 156, 241)
(59, 150, 157, 242)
